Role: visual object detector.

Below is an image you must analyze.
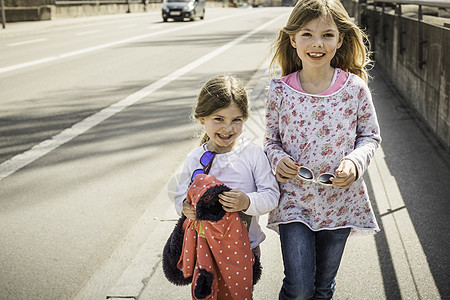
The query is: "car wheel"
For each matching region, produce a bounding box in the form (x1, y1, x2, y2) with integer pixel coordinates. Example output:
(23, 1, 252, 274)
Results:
(163, 17, 168, 22)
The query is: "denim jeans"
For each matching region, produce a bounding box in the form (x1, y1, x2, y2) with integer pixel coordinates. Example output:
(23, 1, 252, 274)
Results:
(278, 222, 351, 300)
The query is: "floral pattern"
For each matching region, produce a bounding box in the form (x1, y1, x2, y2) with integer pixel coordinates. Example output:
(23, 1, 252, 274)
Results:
(264, 73, 381, 234)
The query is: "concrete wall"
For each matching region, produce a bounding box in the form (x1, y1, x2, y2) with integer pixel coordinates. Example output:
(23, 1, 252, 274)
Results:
(4, 0, 53, 5)
(1, 1, 228, 21)
(52, 1, 227, 18)
(2, 0, 53, 21)
(342, 0, 450, 151)
(53, 3, 155, 18)
(2, 6, 51, 21)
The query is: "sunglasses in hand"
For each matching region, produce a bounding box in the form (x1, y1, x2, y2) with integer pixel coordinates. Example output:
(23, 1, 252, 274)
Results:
(294, 141, 343, 186)
(298, 166, 335, 186)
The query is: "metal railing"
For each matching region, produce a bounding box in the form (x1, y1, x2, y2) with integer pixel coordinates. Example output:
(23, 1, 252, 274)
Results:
(362, 0, 450, 69)
(53, 0, 159, 14)
(54, 0, 150, 4)
(0, 0, 5, 29)
(372, 0, 450, 8)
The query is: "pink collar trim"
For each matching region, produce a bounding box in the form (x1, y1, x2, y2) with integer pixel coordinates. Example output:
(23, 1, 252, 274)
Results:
(282, 68, 349, 95)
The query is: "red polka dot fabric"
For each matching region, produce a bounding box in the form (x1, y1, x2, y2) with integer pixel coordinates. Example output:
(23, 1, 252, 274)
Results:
(177, 174, 255, 300)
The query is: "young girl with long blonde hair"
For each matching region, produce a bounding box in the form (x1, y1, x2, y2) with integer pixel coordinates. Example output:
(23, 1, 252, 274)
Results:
(264, 0, 381, 299)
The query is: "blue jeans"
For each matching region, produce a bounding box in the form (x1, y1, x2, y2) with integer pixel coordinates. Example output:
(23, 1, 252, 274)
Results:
(278, 222, 351, 300)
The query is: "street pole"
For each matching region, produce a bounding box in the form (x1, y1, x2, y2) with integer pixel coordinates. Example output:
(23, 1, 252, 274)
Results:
(1, 0, 6, 29)
(127, 0, 131, 13)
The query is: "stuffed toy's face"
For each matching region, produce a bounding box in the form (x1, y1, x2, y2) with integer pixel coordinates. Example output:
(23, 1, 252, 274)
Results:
(189, 174, 231, 222)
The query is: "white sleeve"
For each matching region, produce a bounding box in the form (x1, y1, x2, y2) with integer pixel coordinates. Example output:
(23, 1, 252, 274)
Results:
(245, 147, 280, 216)
(174, 154, 196, 216)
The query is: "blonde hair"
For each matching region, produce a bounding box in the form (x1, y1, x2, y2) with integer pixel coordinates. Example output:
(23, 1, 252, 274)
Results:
(194, 75, 249, 145)
(270, 0, 371, 82)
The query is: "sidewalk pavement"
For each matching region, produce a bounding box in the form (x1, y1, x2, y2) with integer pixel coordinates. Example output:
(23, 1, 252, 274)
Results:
(106, 60, 450, 300)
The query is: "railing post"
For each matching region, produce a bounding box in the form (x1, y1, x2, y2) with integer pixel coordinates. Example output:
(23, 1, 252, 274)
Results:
(396, 3, 405, 54)
(418, 4, 426, 68)
(381, 2, 386, 43)
(0, 0, 6, 29)
(372, 1, 377, 51)
(358, 0, 367, 28)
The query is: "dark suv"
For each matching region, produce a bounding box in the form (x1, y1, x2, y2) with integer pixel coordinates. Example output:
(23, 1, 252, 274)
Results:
(162, 0, 205, 22)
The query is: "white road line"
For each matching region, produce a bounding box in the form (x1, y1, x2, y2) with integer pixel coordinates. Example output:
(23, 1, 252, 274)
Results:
(75, 30, 101, 36)
(7, 38, 48, 47)
(368, 147, 440, 299)
(0, 11, 254, 75)
(0, 13, 287, 182)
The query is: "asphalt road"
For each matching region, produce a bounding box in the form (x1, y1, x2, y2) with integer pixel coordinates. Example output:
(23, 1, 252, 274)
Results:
(0, 8, 291, 299)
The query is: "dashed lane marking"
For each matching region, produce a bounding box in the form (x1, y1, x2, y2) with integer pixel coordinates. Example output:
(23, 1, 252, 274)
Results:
(7, 38, 48, 47)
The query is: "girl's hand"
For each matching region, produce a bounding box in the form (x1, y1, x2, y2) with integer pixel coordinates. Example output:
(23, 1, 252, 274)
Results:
(218, 190, 250, 212)
(182, 200, 196, 220)
(332, 159, 357, 189)
(276, 157, 300, 182)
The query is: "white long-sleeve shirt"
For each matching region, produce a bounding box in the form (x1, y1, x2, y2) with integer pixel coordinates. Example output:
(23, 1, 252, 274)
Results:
(174, 137, 280, 248)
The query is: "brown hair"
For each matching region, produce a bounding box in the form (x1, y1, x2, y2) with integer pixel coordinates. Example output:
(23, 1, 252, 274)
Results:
(194, 75, 249, 145)
(270, 0, 372, 82)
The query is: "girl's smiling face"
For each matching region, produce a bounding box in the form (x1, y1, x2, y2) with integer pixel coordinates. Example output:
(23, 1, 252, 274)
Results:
(200, 102, 244, 153)
(290, 17, 344, 71)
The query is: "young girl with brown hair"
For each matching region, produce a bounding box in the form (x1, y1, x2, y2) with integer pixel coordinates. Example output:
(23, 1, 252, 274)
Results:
(172, 75, 279, 299)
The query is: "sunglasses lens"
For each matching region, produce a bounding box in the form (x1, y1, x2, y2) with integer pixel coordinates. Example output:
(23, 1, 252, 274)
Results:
(318, 174, 335, 185)
(200, 151, 215, 166)
(191, 169, 204, 181)
(298, 167, 313, 180)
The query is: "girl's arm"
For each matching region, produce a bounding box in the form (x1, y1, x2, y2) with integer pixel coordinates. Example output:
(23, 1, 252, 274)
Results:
(218, 147, 280, 215)
(344, 80, 382, 180)
(174, 161, 192, 216)
(245, 147, 280, 216)
(263, 80, 293, 174)
(175, 169, 197, 219)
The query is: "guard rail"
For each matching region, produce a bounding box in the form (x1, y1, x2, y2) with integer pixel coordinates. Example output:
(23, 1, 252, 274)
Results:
(347, 0, 450, 151)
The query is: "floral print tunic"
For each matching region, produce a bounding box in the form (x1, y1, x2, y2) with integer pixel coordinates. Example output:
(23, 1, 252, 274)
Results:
(264, 71, 381, 234)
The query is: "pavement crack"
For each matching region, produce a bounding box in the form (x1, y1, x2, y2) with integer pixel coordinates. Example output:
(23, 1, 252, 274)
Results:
(137, 255, 162, 300)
